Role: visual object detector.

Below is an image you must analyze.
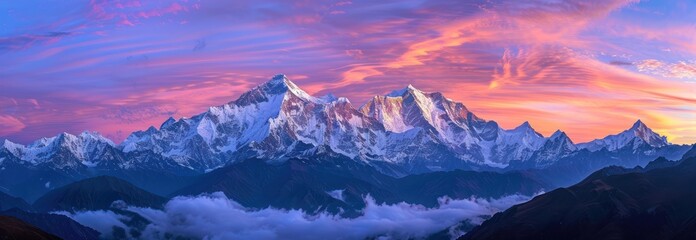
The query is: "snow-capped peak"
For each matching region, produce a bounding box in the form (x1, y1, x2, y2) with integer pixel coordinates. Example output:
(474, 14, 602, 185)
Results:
(50, 132, 114, 159)
(387, 84, 421, 97)
(0, 131, 116, 167)
(503, 121, 545, 145)
(629, 120, 668, 146)
(526, 130, 577, 167)
(1, 139, 24, 157)
(160, 117, 176, 129)
(318, 93, 351, 105)
(362, 84, 460, 133)
(2, 139, 15, 148)
(548, 130, 578, 151)
(511, 121, 540, 134)
(78, 131, 115, 147)
(631, 119, 646, 129)
(577, 120, 669, 152)
(490, 121, 547, 165)
(548, 130, 577, 150)
(549, 130, 567, 140)
(232, 74, 320, 107)
(363, 84, 497, 163)
(319, 93, 338, 102)
(516, 121, 531, 129)
(269, 74, 317, 101)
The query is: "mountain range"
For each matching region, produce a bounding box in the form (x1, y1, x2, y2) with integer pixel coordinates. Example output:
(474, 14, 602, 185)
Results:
(174, 151, 552, 215)
(0, 74, 690, 202)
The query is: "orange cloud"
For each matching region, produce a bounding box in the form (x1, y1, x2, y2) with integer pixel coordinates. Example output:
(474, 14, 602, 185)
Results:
(330, 0, 637, 89)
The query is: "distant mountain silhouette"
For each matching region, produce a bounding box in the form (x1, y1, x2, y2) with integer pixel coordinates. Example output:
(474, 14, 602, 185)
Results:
(1, 208, 100, 240)
(0, 191, 31, 211)
(33, 176, 166, 212)
(176, 151, 552, 215)
(461, 152, 696, 240)
(0, 215, 60, 240)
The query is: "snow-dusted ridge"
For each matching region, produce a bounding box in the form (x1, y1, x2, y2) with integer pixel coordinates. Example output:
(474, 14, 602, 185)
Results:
(1, 131, 116, 168)
(0, 75, 679, 172)
(576, 120, 670, 152)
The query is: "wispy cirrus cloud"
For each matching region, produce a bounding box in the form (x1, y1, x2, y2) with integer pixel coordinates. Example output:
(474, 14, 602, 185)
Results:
(0, 32, 72, 51)
(636, 59, 696, 80)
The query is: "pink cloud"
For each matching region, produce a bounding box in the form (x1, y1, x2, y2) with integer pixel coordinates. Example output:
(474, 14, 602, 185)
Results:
(137, 3, 187, 19)
(88, 0, 192, 26)
(335, 1, 352, 6)
(0, 115, 26, 136)
(345, 49, 363, 58)
(636, 59, 696, 80)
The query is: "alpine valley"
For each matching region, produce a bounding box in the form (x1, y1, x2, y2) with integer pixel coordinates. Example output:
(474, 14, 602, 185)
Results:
(0, 75, 693, 239)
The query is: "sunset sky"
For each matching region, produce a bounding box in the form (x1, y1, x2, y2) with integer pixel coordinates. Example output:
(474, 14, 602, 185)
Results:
(1, 0, 695, 144)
